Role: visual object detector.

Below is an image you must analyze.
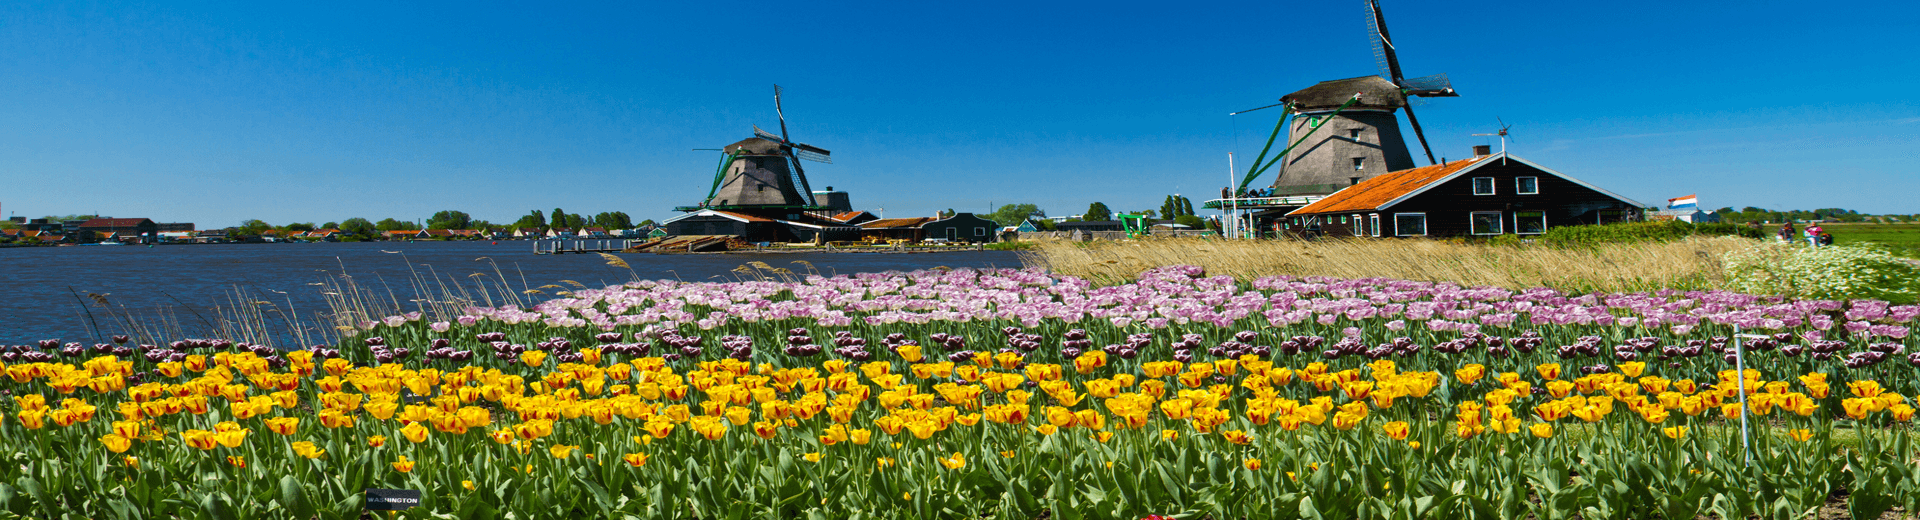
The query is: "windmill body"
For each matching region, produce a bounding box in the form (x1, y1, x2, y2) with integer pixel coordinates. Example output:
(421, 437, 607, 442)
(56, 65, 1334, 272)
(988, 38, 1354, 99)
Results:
(1268, 75, 1418, 196)
(706, 137, 817, 210)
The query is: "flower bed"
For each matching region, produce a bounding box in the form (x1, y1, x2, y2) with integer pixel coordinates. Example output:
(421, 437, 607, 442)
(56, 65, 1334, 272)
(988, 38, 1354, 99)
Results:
(3, 266, 1919, 519)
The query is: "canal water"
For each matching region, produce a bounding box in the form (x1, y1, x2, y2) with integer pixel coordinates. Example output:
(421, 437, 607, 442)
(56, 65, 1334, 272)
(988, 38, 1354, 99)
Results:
(0, 241, 1027, 345)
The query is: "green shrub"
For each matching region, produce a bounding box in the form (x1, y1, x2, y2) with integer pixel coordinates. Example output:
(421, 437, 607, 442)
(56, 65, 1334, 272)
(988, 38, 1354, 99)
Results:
(1724, 243, 1920, 303)
(1535, 221, 1763, 245)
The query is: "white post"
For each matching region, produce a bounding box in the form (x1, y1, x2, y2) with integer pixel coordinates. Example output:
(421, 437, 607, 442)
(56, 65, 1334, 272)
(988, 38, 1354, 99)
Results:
(1734, 326, 1753, 466)
(1225, 153, 1237, 240)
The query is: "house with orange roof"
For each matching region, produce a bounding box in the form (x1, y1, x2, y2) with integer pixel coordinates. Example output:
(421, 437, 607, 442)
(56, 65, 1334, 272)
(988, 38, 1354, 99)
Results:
(1285, 153, 1644, 238)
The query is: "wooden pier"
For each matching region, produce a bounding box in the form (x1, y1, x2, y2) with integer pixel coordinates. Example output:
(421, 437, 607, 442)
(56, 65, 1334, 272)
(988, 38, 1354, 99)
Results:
(532, 239, 640, 255)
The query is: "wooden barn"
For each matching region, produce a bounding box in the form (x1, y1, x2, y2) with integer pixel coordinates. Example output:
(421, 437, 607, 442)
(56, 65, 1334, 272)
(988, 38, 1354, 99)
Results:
(920, 213, 1000, 243)
(1285, 153, 1643, 238)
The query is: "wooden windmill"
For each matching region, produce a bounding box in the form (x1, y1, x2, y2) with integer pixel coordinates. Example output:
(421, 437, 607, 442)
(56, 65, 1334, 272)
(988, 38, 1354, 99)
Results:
(686, 85, 835, 215)
(1232, 0, 1457, 197)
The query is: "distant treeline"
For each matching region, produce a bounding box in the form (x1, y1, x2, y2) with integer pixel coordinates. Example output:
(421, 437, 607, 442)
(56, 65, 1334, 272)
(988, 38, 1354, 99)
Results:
(1711, 207, 1912, 224)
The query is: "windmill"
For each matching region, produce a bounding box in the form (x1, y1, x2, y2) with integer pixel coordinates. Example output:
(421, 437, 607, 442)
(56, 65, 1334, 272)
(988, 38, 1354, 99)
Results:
(685, 85, 835, 214)
(1228, 0, 1458, 198)
(1366, 0, 1457, 166)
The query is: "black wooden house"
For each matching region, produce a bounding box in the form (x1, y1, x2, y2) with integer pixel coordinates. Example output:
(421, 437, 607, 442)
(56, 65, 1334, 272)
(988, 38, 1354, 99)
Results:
(1286, 153, 1643, 238)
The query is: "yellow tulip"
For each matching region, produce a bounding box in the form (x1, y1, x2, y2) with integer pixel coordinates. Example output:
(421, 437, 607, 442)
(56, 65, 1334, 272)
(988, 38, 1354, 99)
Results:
(1787, 429, 1814, 442)
(367, 435, 387, 447)
(1529, 423, 1553, 439)
(392, 455, 415, 473)
(264, 417, 299, 436)
(1244, 458, 1262, 471)
(549, 444, 578, 459)
(1662, 426, 1688, 439)
(623, 453, 649, 467)
(213, 429, 248, 448)
(1380, 421, 1410, 440)
(291, 441, 326, 459)
(99, 433, 132, 453)
(938, 452, 965, 470)
(803, 452, 824, 463)
(400, 422, 430, 443)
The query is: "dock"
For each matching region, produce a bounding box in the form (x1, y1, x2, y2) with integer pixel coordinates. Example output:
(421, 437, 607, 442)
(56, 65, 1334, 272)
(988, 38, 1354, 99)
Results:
(533, 239, 641, 255)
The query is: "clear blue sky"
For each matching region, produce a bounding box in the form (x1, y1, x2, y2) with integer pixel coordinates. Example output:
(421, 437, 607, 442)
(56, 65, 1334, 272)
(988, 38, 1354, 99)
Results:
(3, 0, 1916, 227)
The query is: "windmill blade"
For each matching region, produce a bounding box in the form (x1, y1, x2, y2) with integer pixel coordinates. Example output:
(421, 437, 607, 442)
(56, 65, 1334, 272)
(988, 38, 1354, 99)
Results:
(1402, 102, 1438, 165)
(792, 142, 833, 163)
(1366, 0, 1405, 83)
(773, 84, 793, 145)
(1401, 73, 1457, 97)
(753, 126, 790, 146)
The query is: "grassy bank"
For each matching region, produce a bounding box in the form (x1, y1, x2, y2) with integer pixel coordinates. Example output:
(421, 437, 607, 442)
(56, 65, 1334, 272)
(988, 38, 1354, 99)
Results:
(1824, 222, 1920, 257)
(1021, 236, 1756, 293)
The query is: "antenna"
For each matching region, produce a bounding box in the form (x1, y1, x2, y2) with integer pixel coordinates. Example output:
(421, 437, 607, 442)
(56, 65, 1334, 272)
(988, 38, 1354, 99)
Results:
(1471, 117, 1516, 164)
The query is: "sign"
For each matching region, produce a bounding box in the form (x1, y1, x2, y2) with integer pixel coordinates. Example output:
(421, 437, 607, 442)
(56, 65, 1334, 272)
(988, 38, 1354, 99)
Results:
(365, 489, 421, 511)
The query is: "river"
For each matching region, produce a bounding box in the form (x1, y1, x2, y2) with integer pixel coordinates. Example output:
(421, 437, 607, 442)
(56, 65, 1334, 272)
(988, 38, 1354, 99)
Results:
(0, 241, 1027, 345)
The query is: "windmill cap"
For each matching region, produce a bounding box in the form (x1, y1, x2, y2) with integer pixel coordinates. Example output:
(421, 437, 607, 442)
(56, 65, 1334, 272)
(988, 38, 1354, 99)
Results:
(1282, 76, 1406, 110)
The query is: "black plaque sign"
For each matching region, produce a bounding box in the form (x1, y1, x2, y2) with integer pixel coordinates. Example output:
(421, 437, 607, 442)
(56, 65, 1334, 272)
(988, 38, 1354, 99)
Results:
(365, 489, 421, 511)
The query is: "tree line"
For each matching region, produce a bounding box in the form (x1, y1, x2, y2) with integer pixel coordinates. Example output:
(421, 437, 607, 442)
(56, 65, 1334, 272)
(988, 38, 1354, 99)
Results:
(224, 209, 654, 240)
(1711, 207, 1914, 224)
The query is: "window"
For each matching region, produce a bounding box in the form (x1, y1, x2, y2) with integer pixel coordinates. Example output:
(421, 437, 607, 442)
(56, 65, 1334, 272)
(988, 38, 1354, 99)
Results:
(1369, 214, 1381, 237)
(1471, 211, 1503, 235)
(1340, 215, 1348, 224)
(1516, 177, 1538, 195)
(975, 227, 986, 237)
(1515, 211, 1547, 234)
(1348, 129, 1363, 140)
(1394, 213, 1427, 236)
(1352, 214, 1365, 236)
(1598, 209, 1624, 224)
(1472, 177, 1496, 195)
(1352, 157, 1366, 171)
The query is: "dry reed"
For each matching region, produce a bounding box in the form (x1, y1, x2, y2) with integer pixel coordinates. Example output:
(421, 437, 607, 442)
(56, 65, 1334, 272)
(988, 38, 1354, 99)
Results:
(1021, 236, 1758, 293)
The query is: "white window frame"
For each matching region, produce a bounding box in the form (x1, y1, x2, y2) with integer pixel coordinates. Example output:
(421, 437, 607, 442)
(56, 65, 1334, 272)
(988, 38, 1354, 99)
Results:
(975, 227, 986, 237)
(1369, 214, 1381, 237)
(1470, 211, 1504, 235)
(1515, 210, 1548, 235)
(1394, 213, 1427, 236)
(1352, 214, 1365, 236)
(1516, 176, 1539, 195)
(1472, 177, 1496, 195)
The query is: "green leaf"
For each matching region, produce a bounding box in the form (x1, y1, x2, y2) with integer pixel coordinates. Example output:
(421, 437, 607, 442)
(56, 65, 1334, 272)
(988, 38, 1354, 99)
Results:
(199, 493, 237, 520)
(278, 475, 315, 520)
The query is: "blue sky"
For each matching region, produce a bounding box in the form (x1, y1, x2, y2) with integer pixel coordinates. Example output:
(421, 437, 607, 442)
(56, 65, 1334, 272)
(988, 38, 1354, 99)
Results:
(2, 0, 1916, 227)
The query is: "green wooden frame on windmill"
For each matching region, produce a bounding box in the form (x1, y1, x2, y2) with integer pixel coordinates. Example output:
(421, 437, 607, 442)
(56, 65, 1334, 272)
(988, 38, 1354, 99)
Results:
(702, 149, 744, 205)
(1236, 93, 1365, 192)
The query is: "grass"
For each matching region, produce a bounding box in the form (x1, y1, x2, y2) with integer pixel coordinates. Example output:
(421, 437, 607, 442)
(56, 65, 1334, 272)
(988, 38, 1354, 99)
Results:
(1824, 222, 1920, 257)
(1021, 236, 1757, 293)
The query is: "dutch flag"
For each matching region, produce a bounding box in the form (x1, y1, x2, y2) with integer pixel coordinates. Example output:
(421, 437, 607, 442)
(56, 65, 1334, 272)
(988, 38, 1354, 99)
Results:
(1667, 194, 1698, 209)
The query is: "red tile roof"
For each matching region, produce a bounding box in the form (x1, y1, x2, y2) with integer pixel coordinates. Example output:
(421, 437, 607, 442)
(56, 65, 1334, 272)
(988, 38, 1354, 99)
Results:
(711, 211, 774, 223)
(829, 211, 869, 222)
(78, 218, 153, 228)
(859, 217, 936, 229)
(1289, 156, 1489, 216)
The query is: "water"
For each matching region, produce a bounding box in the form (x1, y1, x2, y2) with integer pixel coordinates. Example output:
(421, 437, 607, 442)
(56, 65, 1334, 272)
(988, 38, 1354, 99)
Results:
(0, 241, 1026, 344)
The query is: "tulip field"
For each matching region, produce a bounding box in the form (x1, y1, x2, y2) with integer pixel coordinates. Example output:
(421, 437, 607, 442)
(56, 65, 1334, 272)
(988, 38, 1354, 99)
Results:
(7, 265, 1920, 519)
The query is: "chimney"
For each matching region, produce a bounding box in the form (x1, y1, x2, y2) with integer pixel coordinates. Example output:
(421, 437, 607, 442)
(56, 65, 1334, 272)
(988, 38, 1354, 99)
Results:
(1472, 145, 1492, 157)
(1349, 177, 1362, 186)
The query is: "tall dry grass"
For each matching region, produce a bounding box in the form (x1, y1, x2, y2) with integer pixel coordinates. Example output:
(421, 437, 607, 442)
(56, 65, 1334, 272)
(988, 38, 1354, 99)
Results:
(1020, 236, 1759, 293)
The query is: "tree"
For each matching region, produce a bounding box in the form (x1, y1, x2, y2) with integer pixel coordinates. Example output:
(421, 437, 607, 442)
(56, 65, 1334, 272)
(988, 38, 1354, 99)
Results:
(591, 211, 633, 229)
(1085, 202, 1112, 222)
(512, 210, 547, 230)
(235, 220, 273, 236)
(552, 208, 570, 229)
(427, 210, 472, 230)
(1161, 196, 1178, 221)
(375, 218, 418, 231)
(284, 222, 316, 232)
(1174, 215, 1206, 228)
(339, 218, 376, 238)
(1178, 196, 1194, 217)
(939, 208, 956, 218)
(985, 204, 1045, 226)
(322, 221, 339, 229)
(637, 219, 657, 227)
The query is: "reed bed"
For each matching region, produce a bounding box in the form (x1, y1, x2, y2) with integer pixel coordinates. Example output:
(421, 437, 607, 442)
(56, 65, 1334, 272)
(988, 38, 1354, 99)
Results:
(1021, 236, 1756, 293)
